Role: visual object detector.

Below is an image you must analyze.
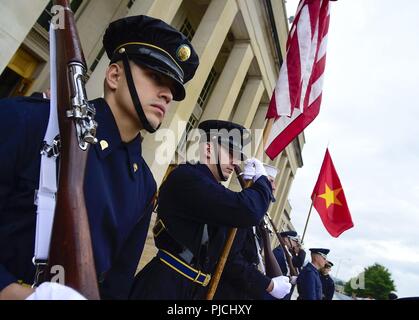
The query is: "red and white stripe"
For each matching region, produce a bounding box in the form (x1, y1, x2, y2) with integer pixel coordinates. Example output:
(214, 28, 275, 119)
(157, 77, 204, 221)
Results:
(265, 0, 331, 160)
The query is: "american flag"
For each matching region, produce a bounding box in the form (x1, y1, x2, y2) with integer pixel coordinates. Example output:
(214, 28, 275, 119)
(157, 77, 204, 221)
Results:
(265, 0, 332, 160)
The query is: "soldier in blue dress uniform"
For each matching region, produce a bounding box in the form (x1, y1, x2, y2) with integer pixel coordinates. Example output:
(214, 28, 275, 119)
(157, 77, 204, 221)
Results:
(273, 231, 296, 275)
(320, 260, 335, 300)
(129, 120, 276, 299)
(273, 230, 306, 275)
(213, 226, 270, 300)
(297, 248, 330, 300)
(213, 225, 292, 300)
(0, 15, 199, 299)
(213, 168, 292, 300)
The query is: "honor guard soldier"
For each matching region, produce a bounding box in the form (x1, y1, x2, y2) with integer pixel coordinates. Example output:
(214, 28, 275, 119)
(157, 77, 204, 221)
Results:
(214, 227, 270, 300)
(213, 226, 291, 300)
(297, 248, 330, 300)
(273, 230, 306, 275)
(129, 120, 275, 299)
(214, 163, 291, 300)
(0, 15, 198, 299)
(320, 261, 335, 300)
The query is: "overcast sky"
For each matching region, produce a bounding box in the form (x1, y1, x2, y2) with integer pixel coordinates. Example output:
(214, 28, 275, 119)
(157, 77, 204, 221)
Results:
(284, 0, 419, 297)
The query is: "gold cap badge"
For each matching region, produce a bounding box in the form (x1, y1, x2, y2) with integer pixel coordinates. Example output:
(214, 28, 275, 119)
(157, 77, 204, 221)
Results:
(176, 44, 191, 62)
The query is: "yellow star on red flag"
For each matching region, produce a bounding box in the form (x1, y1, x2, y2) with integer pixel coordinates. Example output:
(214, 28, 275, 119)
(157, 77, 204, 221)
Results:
(318, 184, 342, 208)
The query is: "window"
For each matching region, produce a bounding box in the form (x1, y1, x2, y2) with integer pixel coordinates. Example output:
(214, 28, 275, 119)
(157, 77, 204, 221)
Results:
(70, 0, 84, 13)
(197, 68, 217, 109)
(127, 0, 136, 9)
(177, 114, 199, 162)
(88, 46, 106, 75)
(36, 0, 84, 32)
(180, 19, 195, 42)
(0, 68, 21, 98)
(0, 47, 39, 98)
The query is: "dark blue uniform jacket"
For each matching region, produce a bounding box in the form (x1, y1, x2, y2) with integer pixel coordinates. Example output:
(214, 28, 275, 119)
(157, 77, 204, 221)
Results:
(320, 273, 335, 300)
(214, 227, 271, 300)
(0, 97, 156, 299)
(273, 246, 288, 275)
(297, 262, 323, 300)
(273, 246, 306, 276)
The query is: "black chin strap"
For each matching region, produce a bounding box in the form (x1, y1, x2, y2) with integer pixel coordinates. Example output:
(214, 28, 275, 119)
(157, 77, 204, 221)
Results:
(121, 53, 160, 133)
(214, 138, 228, 182)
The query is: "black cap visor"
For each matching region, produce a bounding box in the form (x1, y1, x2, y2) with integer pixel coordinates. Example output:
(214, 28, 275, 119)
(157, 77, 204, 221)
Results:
(113, 45, 186, 101)
(134, 59, 186, 101)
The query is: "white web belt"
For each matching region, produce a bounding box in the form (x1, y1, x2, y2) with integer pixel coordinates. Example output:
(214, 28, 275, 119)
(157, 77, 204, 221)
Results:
(33, 22, 59, 266)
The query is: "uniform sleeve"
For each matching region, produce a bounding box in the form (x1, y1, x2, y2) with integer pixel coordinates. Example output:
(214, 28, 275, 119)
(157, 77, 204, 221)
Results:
(0, 99, 25, 291)
(222, 254, 271, 299)
(165, 169, 273, 227)
(99, 199, 154, 300)
(292, 249, 306, 269)
(297, 271, 317, 300)
(220, 230, 271, 299)
(0, 265, 17, 292)
(273, 247, 289, 275)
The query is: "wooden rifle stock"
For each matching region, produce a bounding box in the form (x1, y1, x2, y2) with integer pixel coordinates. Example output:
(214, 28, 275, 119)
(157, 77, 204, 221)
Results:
(46, 0, 99, 299)
(260, 218, 283, 278)
(266, 214, 298, 276)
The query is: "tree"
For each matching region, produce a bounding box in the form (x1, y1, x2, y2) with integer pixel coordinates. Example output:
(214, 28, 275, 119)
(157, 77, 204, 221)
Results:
(344, 263, 396, 300)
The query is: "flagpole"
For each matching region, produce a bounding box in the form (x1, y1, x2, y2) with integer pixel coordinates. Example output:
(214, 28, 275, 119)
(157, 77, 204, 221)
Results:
(257, 117, 275, 159)
(301, 194, 315, 244)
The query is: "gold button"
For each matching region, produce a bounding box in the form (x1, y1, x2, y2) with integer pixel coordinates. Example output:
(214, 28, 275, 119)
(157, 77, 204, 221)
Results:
(133, 163, 138, 173)
(100, 140, 109, 150)
(118, 47, 126, 54)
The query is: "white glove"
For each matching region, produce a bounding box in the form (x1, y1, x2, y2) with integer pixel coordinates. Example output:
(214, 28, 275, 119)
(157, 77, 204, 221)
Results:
(25, 282, 87, 300)
(290, 275, 298, 285)
(242, 160, 256, 180)
(269, 276, 291, 299)
(243, 158, 267, 181)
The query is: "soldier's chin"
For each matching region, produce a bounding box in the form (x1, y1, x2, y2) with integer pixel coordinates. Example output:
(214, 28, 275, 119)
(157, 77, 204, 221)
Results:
(143, 114, 161, 130)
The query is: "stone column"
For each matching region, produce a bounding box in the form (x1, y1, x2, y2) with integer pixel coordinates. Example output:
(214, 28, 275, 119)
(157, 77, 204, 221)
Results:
(275, 173, 294, 223)
(250, 104, 268, 158)
(200, 41, 254, 121)
(227, 78, 264, 190)
(232, 78, 265, 128)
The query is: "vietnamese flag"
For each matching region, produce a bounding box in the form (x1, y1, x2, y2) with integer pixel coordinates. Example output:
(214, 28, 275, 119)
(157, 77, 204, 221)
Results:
(311, 149, 353, 237)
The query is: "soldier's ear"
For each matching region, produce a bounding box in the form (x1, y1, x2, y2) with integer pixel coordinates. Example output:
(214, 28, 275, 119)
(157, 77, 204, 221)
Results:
(105, 62, 123, 91)
(205, 142, 212, 160)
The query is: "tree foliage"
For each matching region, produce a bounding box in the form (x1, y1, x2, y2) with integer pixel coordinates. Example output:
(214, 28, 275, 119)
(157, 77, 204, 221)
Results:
(344, 263, 396, 300)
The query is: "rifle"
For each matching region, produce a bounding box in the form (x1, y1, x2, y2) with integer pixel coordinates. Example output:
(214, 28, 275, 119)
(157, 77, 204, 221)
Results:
(45, 0, 99, 299)
(266, 213, 298, 277)
(259, 216, 283, 277)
